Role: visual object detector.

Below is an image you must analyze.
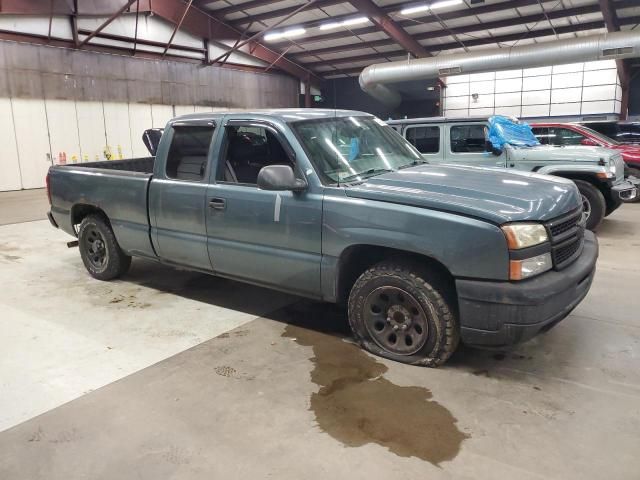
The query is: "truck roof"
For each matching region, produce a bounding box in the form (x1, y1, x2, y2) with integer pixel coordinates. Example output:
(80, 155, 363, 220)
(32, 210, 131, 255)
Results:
(387, 116, 490, 125)
(171, 108, 371, 124)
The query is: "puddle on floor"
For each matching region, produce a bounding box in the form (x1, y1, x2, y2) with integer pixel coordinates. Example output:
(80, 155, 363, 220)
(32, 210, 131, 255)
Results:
(282, 306, 468, 465)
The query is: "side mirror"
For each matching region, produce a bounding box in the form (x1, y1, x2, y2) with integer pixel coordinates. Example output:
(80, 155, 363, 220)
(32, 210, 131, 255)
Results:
(580, 138, 598, 147)
(257, 165, 307, 192)
(142, 128, 164, 156)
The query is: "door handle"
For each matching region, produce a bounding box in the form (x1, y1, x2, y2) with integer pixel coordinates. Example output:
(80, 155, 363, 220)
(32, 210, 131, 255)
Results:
(209, 198, 226, 210)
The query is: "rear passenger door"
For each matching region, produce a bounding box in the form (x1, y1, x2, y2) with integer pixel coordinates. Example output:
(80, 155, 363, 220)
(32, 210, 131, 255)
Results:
(148, 121, 217, 270)
(445, 122, 506, 168)
(402, 124, 444, 163)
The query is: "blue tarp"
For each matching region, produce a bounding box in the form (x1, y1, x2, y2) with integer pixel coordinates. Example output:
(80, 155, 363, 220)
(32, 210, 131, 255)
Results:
(487, 115, 540, 150)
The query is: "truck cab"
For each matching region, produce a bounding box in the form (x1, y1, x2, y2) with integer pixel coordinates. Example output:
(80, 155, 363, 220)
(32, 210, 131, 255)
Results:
(389, 116, 637, 230)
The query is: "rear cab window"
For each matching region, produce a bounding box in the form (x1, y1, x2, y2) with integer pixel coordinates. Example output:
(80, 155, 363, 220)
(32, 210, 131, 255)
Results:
(165, 124, 216, 181)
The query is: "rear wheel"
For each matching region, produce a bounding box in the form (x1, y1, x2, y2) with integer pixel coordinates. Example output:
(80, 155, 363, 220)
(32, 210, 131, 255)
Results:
(348, 260, 459, 367)
(574, 180, 605, 231)
(78, 214, 131, 280)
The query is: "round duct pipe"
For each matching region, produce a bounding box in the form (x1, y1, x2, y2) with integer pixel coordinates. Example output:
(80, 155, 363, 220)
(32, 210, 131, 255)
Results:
(359, 31, 640, 108)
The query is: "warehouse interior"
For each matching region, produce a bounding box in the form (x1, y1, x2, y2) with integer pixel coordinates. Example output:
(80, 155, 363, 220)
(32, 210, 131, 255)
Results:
(1, 1, 639, 479)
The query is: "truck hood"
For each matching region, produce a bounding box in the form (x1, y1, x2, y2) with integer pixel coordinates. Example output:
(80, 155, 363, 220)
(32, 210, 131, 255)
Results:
(508, 144, 616, 163)
(344, 164, 580, 224)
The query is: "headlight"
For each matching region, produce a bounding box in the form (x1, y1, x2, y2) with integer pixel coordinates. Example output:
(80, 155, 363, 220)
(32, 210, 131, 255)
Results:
(501, 223, 548, 249)
(509, 253, 552, 280)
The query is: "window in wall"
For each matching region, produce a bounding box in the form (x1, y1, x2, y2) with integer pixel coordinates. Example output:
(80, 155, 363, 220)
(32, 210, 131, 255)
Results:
(166, 126, 215, 181)
(220, 125, 293, 185)
(405, 126, 440, 154)
(450, 125, 487, 153)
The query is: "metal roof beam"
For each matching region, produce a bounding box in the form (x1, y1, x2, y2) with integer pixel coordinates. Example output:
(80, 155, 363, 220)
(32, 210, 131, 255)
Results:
(298, 4, 605, 62)
(346, 0, 429, 58)
(149, 0, 322, 87)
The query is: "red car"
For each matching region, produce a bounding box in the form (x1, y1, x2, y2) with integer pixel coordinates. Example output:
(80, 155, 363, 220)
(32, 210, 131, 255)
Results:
(531, 122, 640, 174)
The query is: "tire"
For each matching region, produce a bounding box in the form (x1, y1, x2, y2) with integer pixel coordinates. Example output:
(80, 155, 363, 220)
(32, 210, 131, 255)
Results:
(78, 214, 131, 280)
(574, 180, 605, 231)
(348, 259, 459, 367)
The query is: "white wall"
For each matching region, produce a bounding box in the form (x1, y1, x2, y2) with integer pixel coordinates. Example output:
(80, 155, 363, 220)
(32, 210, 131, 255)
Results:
(0, 99, 230, 192)
(443, 60, 622, 119)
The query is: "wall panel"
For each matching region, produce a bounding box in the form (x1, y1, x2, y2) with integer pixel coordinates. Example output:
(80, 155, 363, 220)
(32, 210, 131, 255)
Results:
(0, 98, 22, 191)
(12, 98, 51, 189)
(128, 103, 153, 158)
(103, 102, 133, 159)
(76, 101, 106, 162)
(45, 99, 81, 164)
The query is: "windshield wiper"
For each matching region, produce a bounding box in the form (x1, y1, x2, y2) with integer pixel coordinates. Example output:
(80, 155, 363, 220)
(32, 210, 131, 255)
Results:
(341, 168, 395, 183)
(398, 159, 428, 169)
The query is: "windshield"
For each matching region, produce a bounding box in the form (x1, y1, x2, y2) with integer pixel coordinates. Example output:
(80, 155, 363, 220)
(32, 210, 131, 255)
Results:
(579, 125, 621, 146)
(291, 116, 424, 183)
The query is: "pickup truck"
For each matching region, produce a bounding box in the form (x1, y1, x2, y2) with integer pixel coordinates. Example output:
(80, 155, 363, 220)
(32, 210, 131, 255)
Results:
(47, 109, 598, 367)
(389, 116, 637, 231)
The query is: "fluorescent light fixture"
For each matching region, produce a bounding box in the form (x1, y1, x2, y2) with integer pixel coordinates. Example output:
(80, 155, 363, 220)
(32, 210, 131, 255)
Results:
(319, 16, 368, 30)
(264, 27, 306, 41)
(400, 0, 462, 15)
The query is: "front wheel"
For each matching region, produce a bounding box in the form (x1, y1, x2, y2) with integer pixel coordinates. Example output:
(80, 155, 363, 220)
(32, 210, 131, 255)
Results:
(574, 180, 605, 231)
(78, 214, 131, 280)
(348, 260, 459, 367)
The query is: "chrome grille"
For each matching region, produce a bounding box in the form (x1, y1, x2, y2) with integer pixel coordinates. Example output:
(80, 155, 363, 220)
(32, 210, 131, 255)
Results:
(545, 207, 585, 270)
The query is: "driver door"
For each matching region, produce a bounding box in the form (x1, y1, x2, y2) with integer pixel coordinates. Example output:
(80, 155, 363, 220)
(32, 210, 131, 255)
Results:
(205, 120, 322, 297)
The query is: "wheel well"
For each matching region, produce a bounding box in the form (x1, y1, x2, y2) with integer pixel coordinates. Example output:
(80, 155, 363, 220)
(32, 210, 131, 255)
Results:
(336, 245, 456, 305)
(70, 204, 108, 232)
(552, 173, 609, 199)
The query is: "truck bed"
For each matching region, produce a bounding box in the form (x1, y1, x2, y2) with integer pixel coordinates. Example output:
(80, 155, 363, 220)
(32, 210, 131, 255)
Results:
(48, 157, 156, 259)
(71, 156, 155, 173)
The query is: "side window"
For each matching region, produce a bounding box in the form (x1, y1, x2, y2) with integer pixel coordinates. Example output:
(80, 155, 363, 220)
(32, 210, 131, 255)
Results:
(220, 125, 294, 185)
(549, 127, 584, 146)
(531, 127, 550, 145)
(166, 126, 215, 181)
(450, 125, 487, 153)
(405, 126, 440, 154)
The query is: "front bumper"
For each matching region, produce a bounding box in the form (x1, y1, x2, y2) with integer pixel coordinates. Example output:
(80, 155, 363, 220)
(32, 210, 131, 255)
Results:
(456, 231, 598, 347)
(612, 177, 638, 202)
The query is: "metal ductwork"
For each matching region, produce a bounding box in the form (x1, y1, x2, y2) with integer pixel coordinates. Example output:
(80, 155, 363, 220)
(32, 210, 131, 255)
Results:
(359, 31, 640, 108)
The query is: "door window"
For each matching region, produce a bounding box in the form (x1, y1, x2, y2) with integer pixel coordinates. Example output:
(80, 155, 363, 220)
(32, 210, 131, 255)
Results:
(531, 127, 550, 145)
(547, 127, 585, 146)
(219, 125, 294, 185)
(166, 126, 215, 181)
(450, 125, 487, 153)
(405, 126, 440, 154)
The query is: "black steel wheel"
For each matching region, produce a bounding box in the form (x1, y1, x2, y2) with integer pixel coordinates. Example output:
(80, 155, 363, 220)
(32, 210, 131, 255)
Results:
(83, 227, 109, 270)
(348, 259, 459, 367)
(363, 286, 430, 356)
(78, 214, 131, 281)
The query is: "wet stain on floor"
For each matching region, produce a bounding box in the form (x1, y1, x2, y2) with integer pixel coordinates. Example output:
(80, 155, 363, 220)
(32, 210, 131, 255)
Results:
(281, 305, 468, 466)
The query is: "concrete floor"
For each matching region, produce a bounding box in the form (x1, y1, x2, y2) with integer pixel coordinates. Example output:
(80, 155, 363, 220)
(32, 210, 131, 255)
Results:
(0, 190, 639, 479)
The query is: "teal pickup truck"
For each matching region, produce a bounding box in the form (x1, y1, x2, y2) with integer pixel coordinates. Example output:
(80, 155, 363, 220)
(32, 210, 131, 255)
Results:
(47, 109, 597, 367)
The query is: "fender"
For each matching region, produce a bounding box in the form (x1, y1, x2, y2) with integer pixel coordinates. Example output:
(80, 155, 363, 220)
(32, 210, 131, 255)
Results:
(536, 163, 608, 179)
